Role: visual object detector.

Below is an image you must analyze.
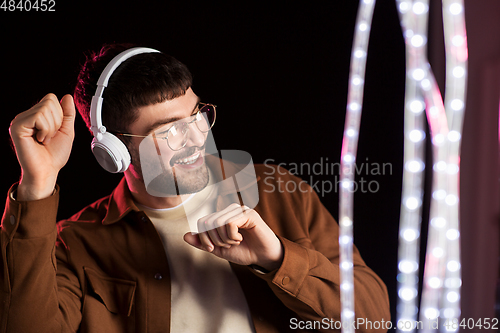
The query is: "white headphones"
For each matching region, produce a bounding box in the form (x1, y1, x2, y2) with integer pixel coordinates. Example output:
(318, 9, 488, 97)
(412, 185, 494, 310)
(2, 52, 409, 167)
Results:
(90, 47, 161, 173)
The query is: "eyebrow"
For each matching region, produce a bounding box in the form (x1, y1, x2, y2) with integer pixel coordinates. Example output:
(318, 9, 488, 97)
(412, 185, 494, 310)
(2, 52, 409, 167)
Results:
(143, 96, 201, 135)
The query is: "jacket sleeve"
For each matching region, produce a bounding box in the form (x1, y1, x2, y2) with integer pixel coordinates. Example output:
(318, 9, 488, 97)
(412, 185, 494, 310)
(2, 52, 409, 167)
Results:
(0, 184, 82, 333)
(253, 169, 391, 332)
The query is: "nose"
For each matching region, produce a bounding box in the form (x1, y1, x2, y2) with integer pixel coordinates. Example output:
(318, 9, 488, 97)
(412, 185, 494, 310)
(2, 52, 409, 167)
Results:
(186, 121, 206, 148)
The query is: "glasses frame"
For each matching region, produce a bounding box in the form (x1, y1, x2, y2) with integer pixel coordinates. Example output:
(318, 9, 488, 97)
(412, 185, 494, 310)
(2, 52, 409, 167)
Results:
(114, 103, 216, 151)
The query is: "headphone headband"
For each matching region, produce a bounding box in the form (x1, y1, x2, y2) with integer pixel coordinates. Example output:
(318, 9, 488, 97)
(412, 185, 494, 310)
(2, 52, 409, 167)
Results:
(89, 47, 161, 173)
(90, 47, 161, 138)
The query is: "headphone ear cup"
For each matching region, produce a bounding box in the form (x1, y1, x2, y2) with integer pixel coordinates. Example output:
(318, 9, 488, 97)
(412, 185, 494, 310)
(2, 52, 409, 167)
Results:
(91, 132, 131, 173)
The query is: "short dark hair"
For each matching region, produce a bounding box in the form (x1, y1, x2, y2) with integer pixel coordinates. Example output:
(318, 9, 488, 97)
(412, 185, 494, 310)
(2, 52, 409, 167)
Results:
(74, 43, 193, 136)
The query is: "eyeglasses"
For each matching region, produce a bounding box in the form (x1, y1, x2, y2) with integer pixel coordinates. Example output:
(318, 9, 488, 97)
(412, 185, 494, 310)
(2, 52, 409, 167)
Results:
(115, 103, 216, 151)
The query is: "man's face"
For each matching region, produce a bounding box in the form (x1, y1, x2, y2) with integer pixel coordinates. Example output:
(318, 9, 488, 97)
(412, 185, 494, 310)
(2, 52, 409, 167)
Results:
(126, 88, 210, 196)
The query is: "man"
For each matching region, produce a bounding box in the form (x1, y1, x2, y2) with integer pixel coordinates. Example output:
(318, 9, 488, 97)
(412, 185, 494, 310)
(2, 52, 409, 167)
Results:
(1, 44, 390, 332)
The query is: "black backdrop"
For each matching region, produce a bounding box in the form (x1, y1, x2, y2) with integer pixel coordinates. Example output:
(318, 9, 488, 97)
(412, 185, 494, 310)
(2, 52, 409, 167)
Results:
(0, 0, 406, 322)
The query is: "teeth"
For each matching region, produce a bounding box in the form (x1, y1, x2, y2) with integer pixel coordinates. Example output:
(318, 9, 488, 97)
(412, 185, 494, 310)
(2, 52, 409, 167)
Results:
(175, 152, 200, 165)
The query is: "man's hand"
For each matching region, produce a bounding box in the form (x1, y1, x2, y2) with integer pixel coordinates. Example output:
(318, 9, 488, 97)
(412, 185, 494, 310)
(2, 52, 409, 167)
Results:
(9, 93, 76, 201)
(184, 203, 284, 271)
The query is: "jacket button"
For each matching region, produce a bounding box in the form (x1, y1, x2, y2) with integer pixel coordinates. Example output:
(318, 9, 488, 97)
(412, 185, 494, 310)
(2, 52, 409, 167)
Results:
(9, 215, 15, 225)
(282, 276, 290, 285)
(154, 273, 163, 280)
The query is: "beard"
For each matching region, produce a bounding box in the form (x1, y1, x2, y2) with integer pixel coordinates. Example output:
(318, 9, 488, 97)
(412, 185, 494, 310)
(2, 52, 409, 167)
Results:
(130, 143, 210, 197)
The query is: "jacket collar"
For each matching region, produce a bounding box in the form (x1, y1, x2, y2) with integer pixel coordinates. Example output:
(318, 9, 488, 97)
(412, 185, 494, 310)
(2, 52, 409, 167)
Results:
(102, 177, 138, 225)
(102, 153, 260, 225)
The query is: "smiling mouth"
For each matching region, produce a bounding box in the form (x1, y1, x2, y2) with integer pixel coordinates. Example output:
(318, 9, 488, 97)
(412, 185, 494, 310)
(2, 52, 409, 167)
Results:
(173, 152, 201, 165)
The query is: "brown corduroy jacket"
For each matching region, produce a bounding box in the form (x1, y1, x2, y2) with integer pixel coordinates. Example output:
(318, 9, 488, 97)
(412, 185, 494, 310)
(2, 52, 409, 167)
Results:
(0, 158, 390, 332)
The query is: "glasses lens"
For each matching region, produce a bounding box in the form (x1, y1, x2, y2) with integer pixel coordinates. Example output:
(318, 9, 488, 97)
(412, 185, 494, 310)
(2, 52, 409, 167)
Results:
(166, 122, 189, 150)
(196, 104, 216, 132)
(154, 104, 215, 151)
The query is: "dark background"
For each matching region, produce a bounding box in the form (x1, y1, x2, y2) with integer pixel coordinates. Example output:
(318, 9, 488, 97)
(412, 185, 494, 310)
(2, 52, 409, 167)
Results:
(1, 0, 408, 323)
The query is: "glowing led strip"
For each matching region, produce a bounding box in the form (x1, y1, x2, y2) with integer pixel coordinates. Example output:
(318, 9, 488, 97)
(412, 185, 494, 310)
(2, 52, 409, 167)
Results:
(394, 0, 429, 330)
(440, 0, 467, 326)
(343, 1, 466, 330)
(392, 0, 467, 332)
(418, 1, 466, 330)
(418, 69, 450, 332)
(339, 0, 376, 331)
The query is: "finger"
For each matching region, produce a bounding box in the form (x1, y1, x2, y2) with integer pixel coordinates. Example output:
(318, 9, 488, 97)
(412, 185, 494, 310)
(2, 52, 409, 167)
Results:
(197, 230, 215, 252)
(183, 233, 203, 250)
(207, 227, 231, 249)
(51, 98, 64, 134)
(59, 94, 76, 136)
(216, 221, 241, 245)
(212, 205, 246, 242)
(226, 221, 243, 243)
(211, 204, 245, 228)
(225, 207, 260, 233)
(184, 231, 214, 252)
(34, 112, 51, 143)
(212, 215, 242, 244)
(35, 95, 63, 143)
(39, 93, 59, 104)
(197, 210, 227, 232)
(196, 216, 233, 248)
(40, 108, 57, 144)
(197, 203, 241, 232)
(208, 203, 242, 223)
(226, 206, 256, 225)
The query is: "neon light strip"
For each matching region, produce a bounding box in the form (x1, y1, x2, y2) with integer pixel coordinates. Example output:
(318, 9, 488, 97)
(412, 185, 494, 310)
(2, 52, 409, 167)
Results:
(344, 1, 466, 330)
(418, 1, 467, 331)
(395, 1, 429, 330)
(392, 1, 467, 332)
(339, 0, 376, 331)
(419, 66, 450, 332)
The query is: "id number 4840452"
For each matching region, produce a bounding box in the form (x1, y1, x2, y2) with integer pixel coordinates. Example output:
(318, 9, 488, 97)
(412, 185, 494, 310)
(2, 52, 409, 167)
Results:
(1, 0, 55, 11)
(444, 318, 499, 330)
